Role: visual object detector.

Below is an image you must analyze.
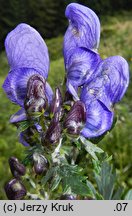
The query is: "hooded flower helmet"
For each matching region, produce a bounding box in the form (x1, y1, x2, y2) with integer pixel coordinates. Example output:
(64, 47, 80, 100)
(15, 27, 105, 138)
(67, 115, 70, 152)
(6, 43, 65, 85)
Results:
(3, 23, 53, 109)
(63, 3, 129, 138)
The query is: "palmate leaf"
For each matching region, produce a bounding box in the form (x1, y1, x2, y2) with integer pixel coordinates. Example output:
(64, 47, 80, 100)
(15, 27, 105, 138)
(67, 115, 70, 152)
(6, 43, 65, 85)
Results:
(80, 136, 104, 160)
(62, 174, 90, 196)
(92, 157, 123, 200)
(58, 164, 93, 196)
(41, 166, 59, 185)
(42, 164, 94, 196)
(94, 161, 117, 200)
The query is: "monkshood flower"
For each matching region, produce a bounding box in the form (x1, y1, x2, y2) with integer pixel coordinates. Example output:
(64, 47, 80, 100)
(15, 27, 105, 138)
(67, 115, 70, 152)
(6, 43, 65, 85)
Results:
(63, 3, 129, 138)
(63, 3, 100, 66)
(80, 56, 129, 138)
(2, 23, 53, 122)
(63, 3, 101, 98)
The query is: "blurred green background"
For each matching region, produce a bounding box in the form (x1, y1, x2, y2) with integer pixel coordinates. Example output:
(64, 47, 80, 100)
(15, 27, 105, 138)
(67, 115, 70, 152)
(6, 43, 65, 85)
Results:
(0, 0, 132, 199)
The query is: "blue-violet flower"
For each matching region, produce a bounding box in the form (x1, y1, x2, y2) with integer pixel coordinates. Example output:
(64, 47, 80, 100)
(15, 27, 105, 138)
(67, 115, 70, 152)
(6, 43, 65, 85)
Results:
(3, 23, 53, 121)
(63, 3, 129, 138)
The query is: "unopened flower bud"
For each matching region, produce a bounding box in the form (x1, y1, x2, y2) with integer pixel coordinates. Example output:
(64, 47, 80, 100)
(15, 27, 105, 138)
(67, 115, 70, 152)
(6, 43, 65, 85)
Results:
(9, 157, 26, 178)
(50, 87, 63, 115)
(24, 74, 47, 116)
(44, 115, 61, 145)
(59, 194, 76, 200)
(33, 153, 49, 175)
(64, 101, 86, 135)
(4, 179, 26, 200)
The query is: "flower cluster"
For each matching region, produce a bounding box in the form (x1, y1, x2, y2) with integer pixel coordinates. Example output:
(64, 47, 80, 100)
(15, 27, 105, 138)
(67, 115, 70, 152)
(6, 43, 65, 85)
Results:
(63, 3, 129, 138)
(3, 3, 129, 142)
(2, 3, 129, 200)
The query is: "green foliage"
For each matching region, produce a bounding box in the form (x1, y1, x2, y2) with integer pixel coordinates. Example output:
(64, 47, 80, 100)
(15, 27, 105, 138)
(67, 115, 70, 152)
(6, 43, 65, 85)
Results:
(59, 165, 89, 196)
(124, 189, 132, 200)
(33, 152, 124, 199)
(80, 136, 104, 160)
(93, 160, 123, 200)
(85, 158, 124, 200)
(42, 164, 91, 197)
(17, 121, 34, 134)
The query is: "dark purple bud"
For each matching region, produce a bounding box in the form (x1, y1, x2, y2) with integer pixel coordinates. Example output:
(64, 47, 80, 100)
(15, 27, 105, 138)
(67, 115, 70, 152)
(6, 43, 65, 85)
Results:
(64, 101, 86, 135)
(9, 157, 26, 178)
(44, 115, 61, 145)
(50, 87, 63, 114)
(33, 153, 49, 175)
(4, 179, 26, 200)
(24, 74, 48, 116)
(59, 194, 76, 200)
